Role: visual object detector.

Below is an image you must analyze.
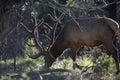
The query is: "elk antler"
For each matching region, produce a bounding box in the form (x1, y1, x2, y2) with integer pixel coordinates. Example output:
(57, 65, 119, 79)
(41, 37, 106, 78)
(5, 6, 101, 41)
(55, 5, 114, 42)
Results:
(40, 13, 64, 59)
(20, 13, 64, 59)
(20, 16, 46, 58)
(43, 13, 64, 51)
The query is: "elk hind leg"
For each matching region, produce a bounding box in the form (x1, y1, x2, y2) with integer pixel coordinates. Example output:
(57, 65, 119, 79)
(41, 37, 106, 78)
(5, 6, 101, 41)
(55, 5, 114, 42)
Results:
(105, 43, 120, 74)
(70, 47, 82, 70)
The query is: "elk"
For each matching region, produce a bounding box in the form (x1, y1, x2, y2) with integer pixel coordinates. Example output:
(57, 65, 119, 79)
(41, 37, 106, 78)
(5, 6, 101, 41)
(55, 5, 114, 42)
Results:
(20, 14, 120, 74)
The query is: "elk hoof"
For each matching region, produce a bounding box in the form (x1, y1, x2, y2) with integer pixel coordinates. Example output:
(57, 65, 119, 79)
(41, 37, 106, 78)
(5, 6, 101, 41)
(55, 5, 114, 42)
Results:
(73, 63, 77, 70)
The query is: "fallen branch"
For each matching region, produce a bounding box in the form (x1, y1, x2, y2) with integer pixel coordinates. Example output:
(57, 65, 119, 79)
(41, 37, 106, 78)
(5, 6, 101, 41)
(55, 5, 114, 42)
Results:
(39, 68, 76, 74)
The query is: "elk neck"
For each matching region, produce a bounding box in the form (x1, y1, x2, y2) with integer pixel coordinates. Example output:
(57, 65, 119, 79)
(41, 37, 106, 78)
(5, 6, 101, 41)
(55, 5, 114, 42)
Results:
(49, 33, 68, 59)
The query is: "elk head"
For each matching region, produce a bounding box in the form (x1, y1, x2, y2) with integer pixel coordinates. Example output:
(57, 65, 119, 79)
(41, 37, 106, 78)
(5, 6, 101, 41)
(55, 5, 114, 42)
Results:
(20, 13, 64, 68)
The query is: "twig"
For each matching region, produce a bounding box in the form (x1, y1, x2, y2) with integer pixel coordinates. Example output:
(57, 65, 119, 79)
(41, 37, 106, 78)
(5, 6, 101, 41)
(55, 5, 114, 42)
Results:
(39, 68, 76, 75)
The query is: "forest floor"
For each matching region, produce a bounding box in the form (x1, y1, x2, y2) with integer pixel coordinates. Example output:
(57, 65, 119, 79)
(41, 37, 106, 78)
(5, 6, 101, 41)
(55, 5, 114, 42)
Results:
(0, 56, 120, 80)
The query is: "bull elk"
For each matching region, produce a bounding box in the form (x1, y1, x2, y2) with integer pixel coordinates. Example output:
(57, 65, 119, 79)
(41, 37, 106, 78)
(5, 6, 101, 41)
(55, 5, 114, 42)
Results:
(20, 14, 120, 74)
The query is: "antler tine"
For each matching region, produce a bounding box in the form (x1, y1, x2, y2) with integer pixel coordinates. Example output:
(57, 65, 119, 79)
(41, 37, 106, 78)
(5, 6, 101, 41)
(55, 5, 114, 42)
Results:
(31, 16, 46, 51)
(20, 22, 32, 33)
(48, 13, 64, 31)
(32, 16, 45, 31)
(42, 22, 53, 30)
(48, 13, 64, 23)
(57, 13, 64, 22)
(47, 13, 64, 50)
(37, 18, 44, 27)
(33, 22, 46, 51)
(31, 15, 37, 27)
(48, 14, 56, 22)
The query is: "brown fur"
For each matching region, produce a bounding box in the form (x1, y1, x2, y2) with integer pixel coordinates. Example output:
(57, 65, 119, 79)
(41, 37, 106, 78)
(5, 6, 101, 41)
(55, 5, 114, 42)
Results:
(29, 17, 120, 74)
(45, 17, 120, 74)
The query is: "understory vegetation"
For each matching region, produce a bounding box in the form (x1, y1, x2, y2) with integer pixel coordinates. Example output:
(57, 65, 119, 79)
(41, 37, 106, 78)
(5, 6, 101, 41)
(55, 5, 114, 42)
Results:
(1, 39, 120, 80)
(1, 49, 120, 80)
(1, 0, 120, 80)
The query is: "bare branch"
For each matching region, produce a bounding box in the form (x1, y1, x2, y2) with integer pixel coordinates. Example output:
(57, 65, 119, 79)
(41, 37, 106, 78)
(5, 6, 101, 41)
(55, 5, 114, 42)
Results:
(0, 7, 33, 42)
(39, 68, 76, 74)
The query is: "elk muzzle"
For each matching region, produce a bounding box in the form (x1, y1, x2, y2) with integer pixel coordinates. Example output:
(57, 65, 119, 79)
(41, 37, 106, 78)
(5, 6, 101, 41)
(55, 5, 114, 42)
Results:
(44, 54, 56, 68)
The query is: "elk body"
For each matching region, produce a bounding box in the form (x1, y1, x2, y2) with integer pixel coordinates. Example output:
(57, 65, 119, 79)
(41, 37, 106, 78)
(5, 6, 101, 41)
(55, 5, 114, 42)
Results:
(47, 17, 120, 73)
(21, 15, 120, 74)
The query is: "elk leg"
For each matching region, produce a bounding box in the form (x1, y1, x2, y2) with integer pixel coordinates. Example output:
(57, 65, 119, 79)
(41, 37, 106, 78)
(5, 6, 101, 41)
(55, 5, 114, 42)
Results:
(112, 52, 120, 74)
(70, 49, 77, 69)
(70, 46, 82, 70)
(77, 47, 84, 57)
(105, 43, 120, 74)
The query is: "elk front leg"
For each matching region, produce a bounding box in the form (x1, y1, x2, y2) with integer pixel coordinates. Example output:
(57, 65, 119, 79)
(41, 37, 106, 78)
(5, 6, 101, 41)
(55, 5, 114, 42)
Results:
(70, 47, 82, 70)
(70, 52, 77, 69)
